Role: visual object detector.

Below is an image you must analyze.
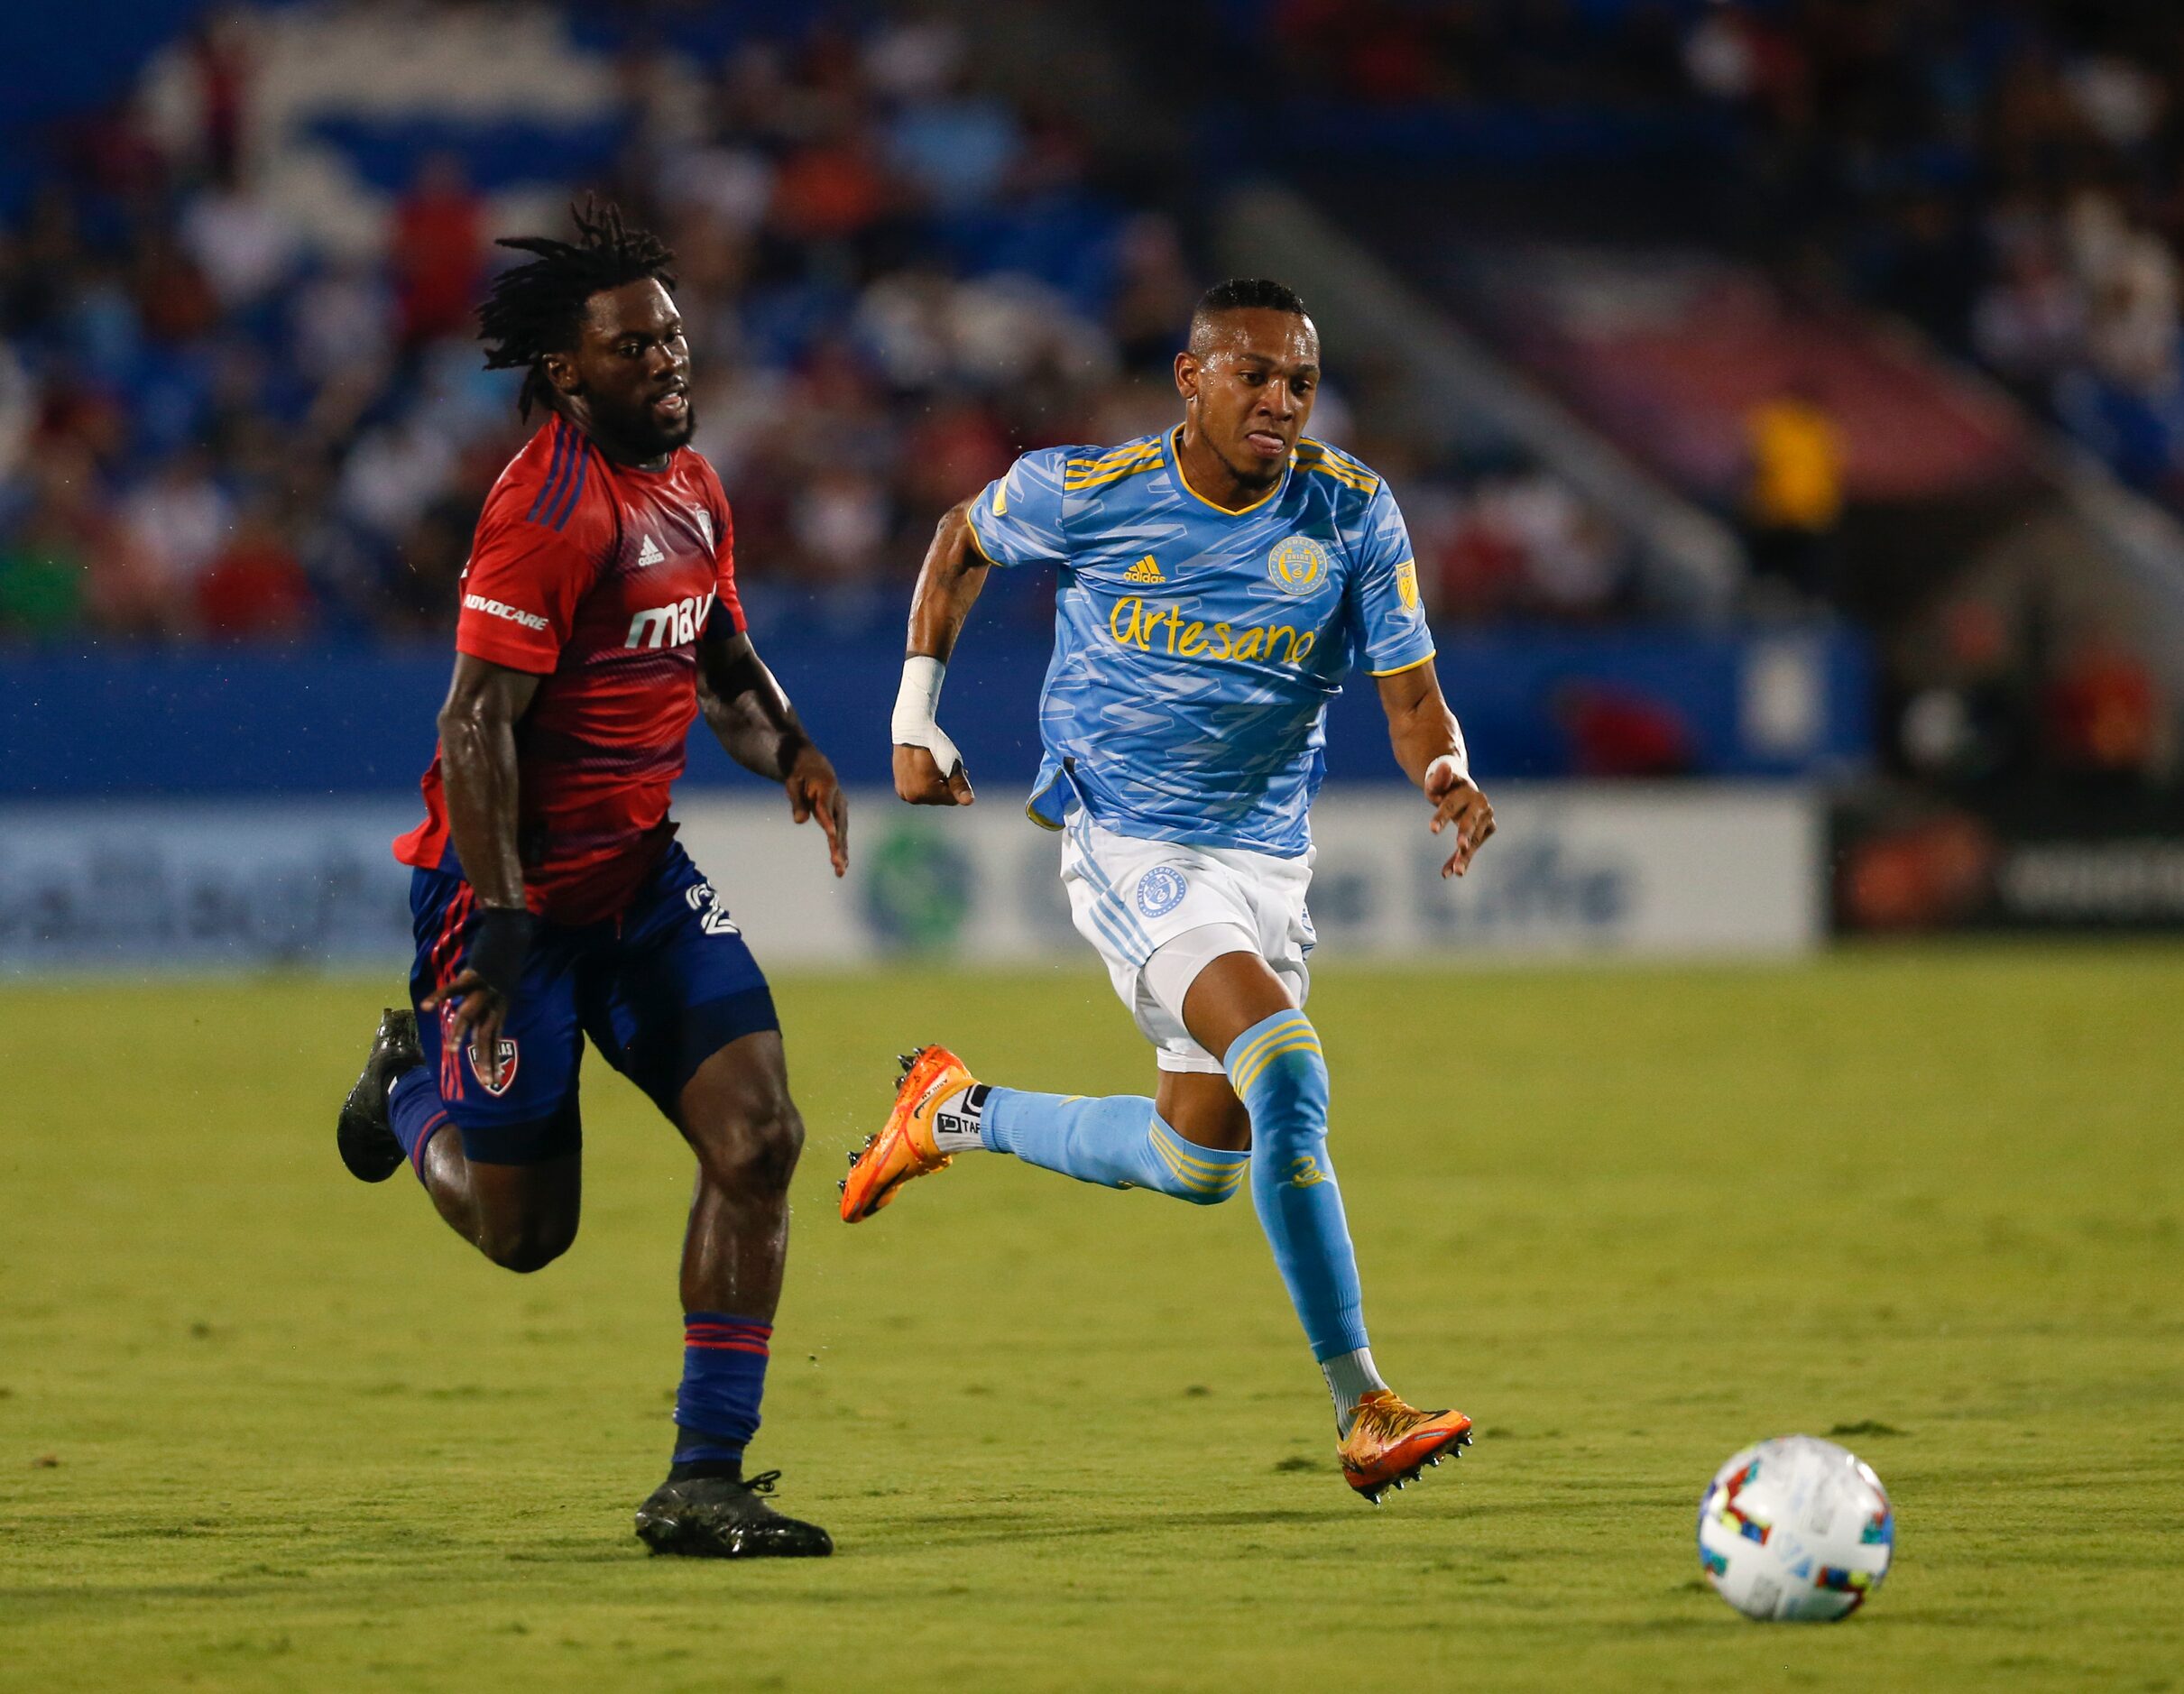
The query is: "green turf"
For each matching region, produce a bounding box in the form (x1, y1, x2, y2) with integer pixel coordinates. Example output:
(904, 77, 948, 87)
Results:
(2, 946, 2180, 1691)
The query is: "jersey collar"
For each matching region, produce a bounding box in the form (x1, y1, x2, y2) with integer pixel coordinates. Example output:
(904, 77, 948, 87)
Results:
(1167, 426, 1291, 517)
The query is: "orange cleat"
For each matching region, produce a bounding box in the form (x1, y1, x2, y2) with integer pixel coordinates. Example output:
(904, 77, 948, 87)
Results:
(1337, 1390, 1474, 1504)
(839, 1045, 978, 1222)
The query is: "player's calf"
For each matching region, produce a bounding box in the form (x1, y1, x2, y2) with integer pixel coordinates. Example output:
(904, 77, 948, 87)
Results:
(842, 1045, 1251, 1220)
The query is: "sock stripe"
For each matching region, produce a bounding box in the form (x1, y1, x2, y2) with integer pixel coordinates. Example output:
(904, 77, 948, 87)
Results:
(1230, 1028, 1323, 1095)
(1224, 1012, 1316, 1085)
(675, 1312, 771, 1459)
(1148, 1130, 1249, 1195)
(409, 1111, 449, 1176)
(1147, 1123, 1249, 1180)
(1240, 1026, 1319, 1078)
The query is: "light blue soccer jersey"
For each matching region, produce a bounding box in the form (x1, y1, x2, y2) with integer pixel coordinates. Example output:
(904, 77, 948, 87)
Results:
(966, 428, 1434, 856)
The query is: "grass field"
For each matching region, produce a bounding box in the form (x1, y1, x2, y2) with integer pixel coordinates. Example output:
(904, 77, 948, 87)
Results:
(2, 946, 2180, 1691)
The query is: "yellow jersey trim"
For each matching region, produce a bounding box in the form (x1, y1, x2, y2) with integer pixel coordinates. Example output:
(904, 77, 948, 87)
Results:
(1293, 438, 1379, 494)
(1065, 442, 1162, 474)
(964, 509, 999, 565)
(1368, 649, 1436, 678)
(1169, 427, 1290, 516)
(1064, 457, 1166, 493)
(1064, 441, 1166, 491)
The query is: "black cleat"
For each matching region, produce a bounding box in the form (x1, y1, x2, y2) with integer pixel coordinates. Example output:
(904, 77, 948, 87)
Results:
(634, 1470, 834, 1559)
(337, 1007, 424, 1183)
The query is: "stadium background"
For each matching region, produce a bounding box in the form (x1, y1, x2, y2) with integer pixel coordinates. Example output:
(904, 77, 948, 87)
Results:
(2, 3, 2180, 1690)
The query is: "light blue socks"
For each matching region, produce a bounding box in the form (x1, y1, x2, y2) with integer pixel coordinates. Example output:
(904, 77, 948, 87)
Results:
(1222, 1010, 1368, 1364)
(981, 1089, 1248, 1206)
(968, 1010, 1381, 1425)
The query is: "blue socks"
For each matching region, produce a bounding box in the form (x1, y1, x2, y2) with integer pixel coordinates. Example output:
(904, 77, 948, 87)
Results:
(673, 1313, 770, 1468)
(981, 1090, 1249, 1205)
(386, 1063, 449, 1184)
(1223, 1011, 1368, 1363)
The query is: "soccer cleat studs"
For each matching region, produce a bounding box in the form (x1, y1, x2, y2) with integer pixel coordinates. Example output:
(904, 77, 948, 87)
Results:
(840, 1045, 975, 1222)
(1337, 1390, 1473, 1504)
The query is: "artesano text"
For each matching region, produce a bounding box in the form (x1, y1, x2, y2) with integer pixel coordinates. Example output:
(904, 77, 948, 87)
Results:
(1106, 595, 1318, 666)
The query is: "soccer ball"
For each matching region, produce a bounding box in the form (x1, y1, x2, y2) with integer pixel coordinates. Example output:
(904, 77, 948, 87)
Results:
(1696, 1435, 1894, 1621)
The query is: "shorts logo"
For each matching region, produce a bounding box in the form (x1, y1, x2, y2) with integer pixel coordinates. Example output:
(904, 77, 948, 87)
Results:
(467, 1037, 519, 1097)
(1267, 534, 1331, 597)
(1135, 865, 1188, 918)
(684, 879, 742, 936)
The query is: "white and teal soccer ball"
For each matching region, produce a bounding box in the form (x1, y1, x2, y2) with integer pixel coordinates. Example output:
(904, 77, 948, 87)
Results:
(1697, 1435, 1894, 1621)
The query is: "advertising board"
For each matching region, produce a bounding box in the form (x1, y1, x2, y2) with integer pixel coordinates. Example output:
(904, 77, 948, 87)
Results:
(0, 786, 1821, 971)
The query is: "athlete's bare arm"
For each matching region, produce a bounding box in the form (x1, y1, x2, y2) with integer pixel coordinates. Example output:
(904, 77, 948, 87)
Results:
(697, 628, 849, 878)
(1376, 660, 1495, 879)
(895, 499, 985, 806)
(419, 652, 540, 1079)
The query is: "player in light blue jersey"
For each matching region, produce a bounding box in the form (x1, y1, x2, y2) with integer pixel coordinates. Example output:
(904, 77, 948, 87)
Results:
(841, 279, 1497, 1504)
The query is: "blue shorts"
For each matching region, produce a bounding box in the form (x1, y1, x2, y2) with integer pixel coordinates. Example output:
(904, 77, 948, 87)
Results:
(408, 840, 778, 1165)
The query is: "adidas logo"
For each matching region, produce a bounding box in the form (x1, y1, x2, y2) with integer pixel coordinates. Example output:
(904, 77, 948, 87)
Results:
(636, 533, 665, 568)
(1122, 555, 1165, 584)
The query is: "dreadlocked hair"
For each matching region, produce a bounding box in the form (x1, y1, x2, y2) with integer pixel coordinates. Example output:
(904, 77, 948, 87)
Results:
(477, 200, 678, 418)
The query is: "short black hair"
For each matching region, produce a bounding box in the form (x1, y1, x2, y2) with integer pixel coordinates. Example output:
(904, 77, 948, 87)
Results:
(1194, 277, 1308, 319)
(1188, 277, 1311, 354)
(478, 199, 678, 418)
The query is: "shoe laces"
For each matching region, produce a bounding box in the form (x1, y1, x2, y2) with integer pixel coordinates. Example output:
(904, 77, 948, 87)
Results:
(741, 1469, 780, 1496)
(1347, 1393, 1424, 1445)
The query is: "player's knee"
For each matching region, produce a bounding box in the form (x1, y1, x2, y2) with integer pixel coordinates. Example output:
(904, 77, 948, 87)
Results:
(697, 1104, 804, 1195)
(479, 1215, 577, 1274)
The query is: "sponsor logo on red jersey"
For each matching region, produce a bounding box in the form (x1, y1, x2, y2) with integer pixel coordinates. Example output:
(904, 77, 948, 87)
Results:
(463, 593, 550, 631)
(625, 593, 714, 649)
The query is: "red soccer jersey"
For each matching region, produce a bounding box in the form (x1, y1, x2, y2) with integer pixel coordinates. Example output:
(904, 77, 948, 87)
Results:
(393, 414, 746, 925)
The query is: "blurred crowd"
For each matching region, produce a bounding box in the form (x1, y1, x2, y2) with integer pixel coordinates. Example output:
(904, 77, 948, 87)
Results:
(0, 0, 1638, 647)
(1251, 0, 2184, 516)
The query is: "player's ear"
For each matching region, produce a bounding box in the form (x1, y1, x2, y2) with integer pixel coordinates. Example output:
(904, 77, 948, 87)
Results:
(1174, 349, 1199, 403)
(541, 349, 582, 399)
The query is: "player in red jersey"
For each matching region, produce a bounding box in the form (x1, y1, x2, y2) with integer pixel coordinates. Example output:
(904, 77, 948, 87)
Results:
(336, 205, 842, 1558)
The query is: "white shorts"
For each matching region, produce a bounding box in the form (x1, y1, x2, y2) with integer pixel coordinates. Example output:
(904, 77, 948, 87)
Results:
(1059, 812, 1314, 1074)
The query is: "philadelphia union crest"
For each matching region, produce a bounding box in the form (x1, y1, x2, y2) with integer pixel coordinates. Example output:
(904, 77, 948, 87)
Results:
(1136, 866, 1189, 917)
(1267, 534, 1331, 596)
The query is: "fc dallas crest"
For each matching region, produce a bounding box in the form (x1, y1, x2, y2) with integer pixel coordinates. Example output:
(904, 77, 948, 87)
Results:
(468, 1037, 520, 1096)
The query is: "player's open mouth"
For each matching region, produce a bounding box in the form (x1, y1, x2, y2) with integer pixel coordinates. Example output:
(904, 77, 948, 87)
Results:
(653, 391, 688, 419)
(1244, 429, 1288, 459)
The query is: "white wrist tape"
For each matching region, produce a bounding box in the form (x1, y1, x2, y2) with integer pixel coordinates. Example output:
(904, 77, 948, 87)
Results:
(1425, 738, 1470, 790)
(891, 655, 963, 778)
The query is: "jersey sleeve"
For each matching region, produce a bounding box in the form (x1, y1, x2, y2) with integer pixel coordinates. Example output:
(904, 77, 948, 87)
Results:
(695, 458, 747, 640)
(456, 473, 612, 674)
(1345, 482, 1435, 677)
(963, 448, 1069, 567)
